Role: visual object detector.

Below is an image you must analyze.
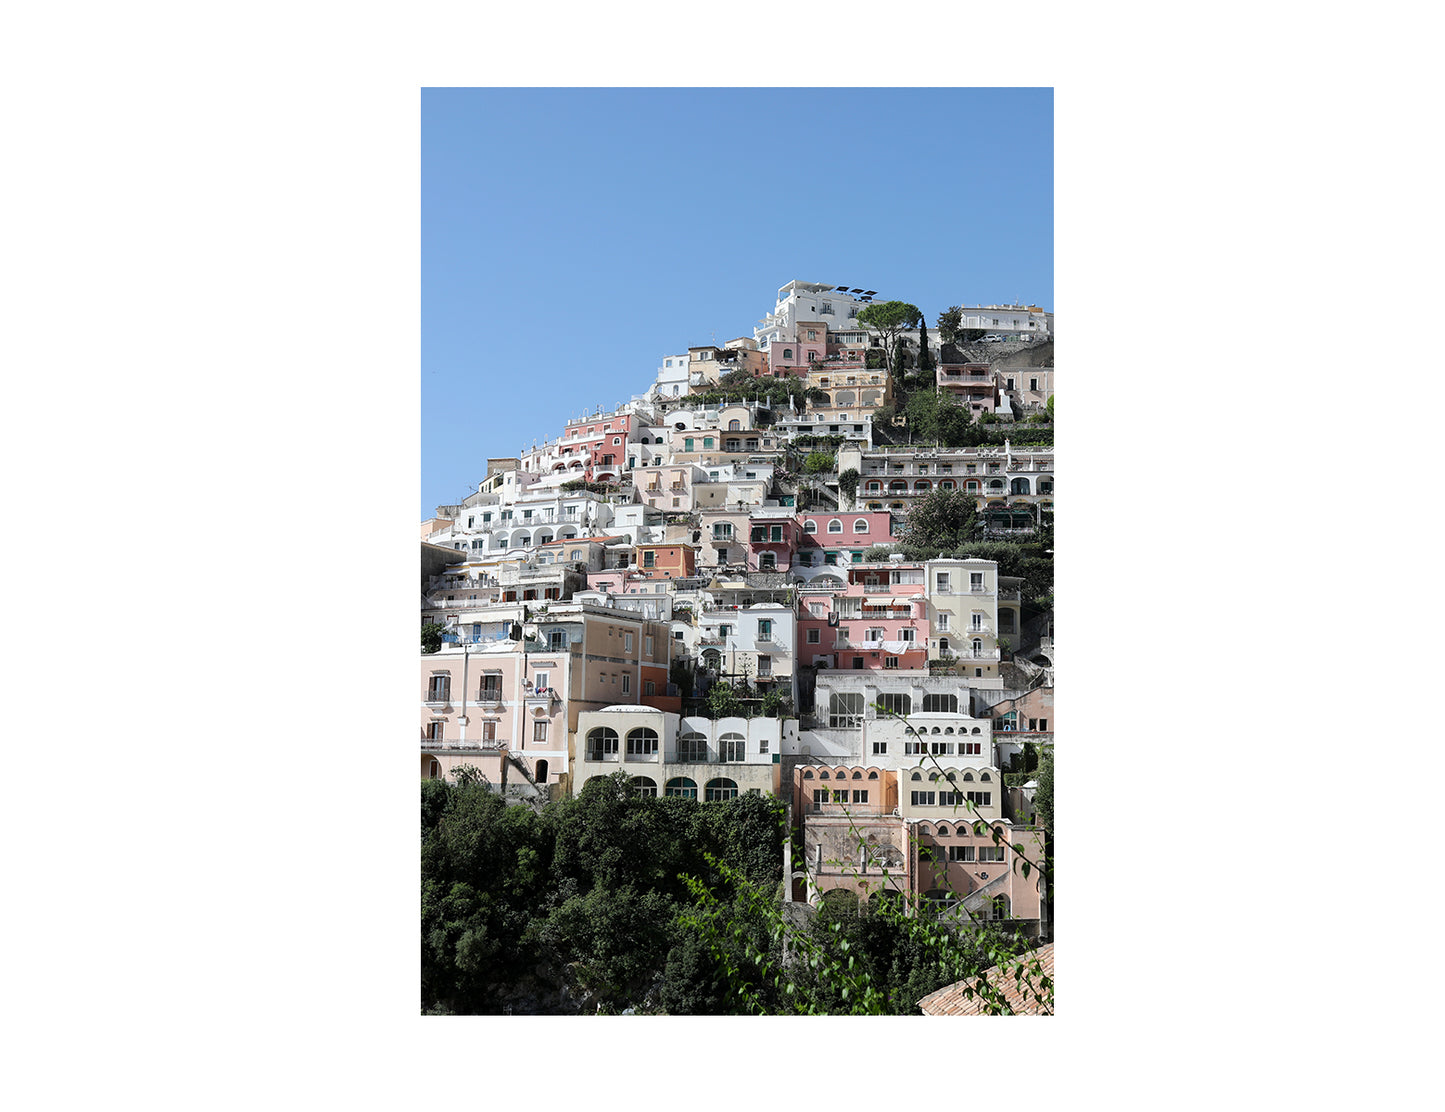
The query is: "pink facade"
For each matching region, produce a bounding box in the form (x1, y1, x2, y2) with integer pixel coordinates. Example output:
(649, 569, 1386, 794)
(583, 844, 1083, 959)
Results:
(560, 413, 634, 482)
(796, 511, 895, 562)
(769, 323, 829, 372)
(747, 516, 802, 571)
(936, 363, 999, 413)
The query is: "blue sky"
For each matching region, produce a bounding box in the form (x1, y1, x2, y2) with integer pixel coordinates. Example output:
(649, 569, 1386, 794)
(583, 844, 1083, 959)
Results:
(422, 87, 1052, 518)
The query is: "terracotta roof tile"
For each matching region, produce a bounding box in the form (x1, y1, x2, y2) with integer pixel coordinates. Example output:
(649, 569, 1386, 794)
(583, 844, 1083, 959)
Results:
(917, 942, 1054, 1015)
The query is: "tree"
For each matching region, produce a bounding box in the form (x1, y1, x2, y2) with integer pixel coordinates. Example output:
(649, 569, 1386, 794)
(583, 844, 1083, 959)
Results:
(904, 388, 974, 447)
(891, 336, 910, 376)
(936, 306, 963, 343)
(1034, 750, 1053, 832)
(1046, 393, 1054, 421)
(802, 451, 835, 475)
(898, 489, 980, 557)
(917, 320, 935, 373)
(856, 301, 922, 377)
(837, 468, 859, 504)
(421, 622, 445, 654)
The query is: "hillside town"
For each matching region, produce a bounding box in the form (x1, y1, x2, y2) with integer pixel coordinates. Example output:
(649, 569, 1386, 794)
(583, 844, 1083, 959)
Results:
(420, 279, 1055, 978)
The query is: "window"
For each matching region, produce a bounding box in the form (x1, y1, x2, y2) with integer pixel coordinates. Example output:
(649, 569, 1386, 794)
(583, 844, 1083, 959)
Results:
(866, 627, 885, 643)
(630, 776, 658, 798)
(900, 628, 916, 642)
(426, 675, 451, 703)
(935, 613, 950, 633)
(829, 692, 864, 728)
(885, 657, 899, 669)
(877, 693, 911, 716)
(807, 628, 820, 644)
(770, 525, 783, 542)
(478, 672, 502, 702)
(960, 741, 981, 756)
(853, 519, 869, 533)
(721, 733, 746, 762)
(643, 551, 655, 568)
(757, 619, 772, 640)
(872, 741, 887, 755)
(921, 693, 957, 714)
(620, 673, 631, 694)
(852, 790, 868, 803)
(1039, 718, 1048, 731)
(757, 654, 772, 676)
(971, 613, 983, 631)
(624, 632, 634, 652)
(1030, 378, 1038, 391)
(533, 720, 548, 743)
(645, 635, 654, 656)
(705, 778, 739, 802)
(938, 791, 964, 806)
(627, 728, 658, 757)
(585, 727, 619, 761)
(827, 520, 843, 534)
(684, 437, 694, 451)
(703, 437, 714, 449)
(967, 791, 992, 807)
(911, 791, 937, 806)
(804, 519, 818, 533)
(949, 845, 975, 862)
(424, 721, 444, 742)
(935, 573, 951, 593)
(759, 735, 769, 754)
(665, 777, 698, 799)
(547, 630, 567, 651)
(678, 732, 708, 762)
(979, 845, 1005, 863)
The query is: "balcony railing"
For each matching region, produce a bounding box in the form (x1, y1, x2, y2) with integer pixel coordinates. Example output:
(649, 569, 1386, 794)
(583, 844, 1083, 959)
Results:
(421, 738, 505, 751)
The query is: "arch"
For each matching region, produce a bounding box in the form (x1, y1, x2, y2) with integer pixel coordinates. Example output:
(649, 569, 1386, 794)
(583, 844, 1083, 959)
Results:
(962, 772, 974, 781)
(678, 731, 708, 762)
(931, 726, 942, 735)
(937, 824, 950, 837)
(804, 519, 818, 533)
(664, 777, 698, 799)
(991, 894, 1010, 920)
(944, 726, 955, 735)
(719, 732, 746, 761)
(783, 348, 794, 360)
(728, 419, 741, 431)
(630, 775, 657, 798)
(851, 771, 862, 780)
(585, 727, 618, 760)
(865, 481, 882, 493)
(889, 480, 908, 492)
(1010, 477, 1031, 495)
(853, 519, 870, 533)
(980, 772, 991, 782)
(827, 519, 843, 533)
(803, 769, 814, 779)
(626, 727, 658, 757)
(534, 758, 549, 783)
(868, 771, 878, 780)
(971, 726, 982, 735)
(819, 770, 830, 780)
(910, 771, 922, 781)
(914, 479, 932, 491)
(820, 889, 860, 916)
(704, 777, 739, 801)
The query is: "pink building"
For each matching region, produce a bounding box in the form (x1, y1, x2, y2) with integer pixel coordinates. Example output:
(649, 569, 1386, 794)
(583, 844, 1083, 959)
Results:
(795, 510, 895, 567)
(747, 514, 802, 572)
(936, 362, 999, 414)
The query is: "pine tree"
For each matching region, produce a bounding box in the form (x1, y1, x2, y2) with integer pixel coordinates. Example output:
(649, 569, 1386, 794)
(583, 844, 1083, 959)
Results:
(917, 320, 934, 372)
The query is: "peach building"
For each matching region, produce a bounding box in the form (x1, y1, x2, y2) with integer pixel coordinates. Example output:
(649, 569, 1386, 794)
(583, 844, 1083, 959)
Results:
(790, 765, 904, 906)
(635, 543, 695, 580)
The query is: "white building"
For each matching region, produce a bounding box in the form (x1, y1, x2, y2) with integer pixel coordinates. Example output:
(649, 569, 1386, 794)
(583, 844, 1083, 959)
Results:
(955, 304, 1052, 342)
(754, 280, 871, 350)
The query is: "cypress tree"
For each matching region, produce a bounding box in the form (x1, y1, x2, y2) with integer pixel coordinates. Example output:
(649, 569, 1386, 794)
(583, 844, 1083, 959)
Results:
(917, 320, 934, 372)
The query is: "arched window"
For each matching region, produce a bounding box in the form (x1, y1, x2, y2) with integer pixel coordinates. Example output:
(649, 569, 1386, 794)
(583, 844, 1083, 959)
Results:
(586, 727, 618, 761)
(827, 520, 843, 533)
(937, 824, 950, 837)
(931, 726, 942, 735)
(852, 771, 862, 780)
(803, 769, 814, 779)
(962, 772, 974, 781)
(783, 348, 793, 360)
(728, 419, 741, 431)
(626, 728, 658, 757)
(678, 732, 708, 762)
(971, 726, 982, 735)
(720, 732, 746, 762)
(868, 771, 878, 780)
(820, 770, 830, 780)
(804, 519, 818, 533)
(991, 894, 1010, 920)
(980, 772, 991, 782)
(665, 777, 697, 799)
(944, 726, 955, 735)
(853, 519, 869, 533)
(914, 480, 931, 491)
(910, 771, 922, 781)
(630, 775, 657, 798)
(704, 778, 738, 802)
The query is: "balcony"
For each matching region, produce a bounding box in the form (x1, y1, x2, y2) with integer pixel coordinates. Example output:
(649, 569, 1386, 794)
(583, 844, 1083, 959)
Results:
(420, 738, 505, 751)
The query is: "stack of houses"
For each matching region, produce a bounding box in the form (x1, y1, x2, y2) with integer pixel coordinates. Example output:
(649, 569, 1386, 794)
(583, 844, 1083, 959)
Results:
(421, 279, 1054, 936)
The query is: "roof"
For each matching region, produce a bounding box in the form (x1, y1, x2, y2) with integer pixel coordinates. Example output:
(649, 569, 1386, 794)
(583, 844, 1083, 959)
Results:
(917, 943, 1053, 1015)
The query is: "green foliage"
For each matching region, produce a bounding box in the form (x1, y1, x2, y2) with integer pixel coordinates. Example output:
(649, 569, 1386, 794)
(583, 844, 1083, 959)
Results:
(1046, 393, 1054, 420)
(937, 306, 963, 343)
(706, 682, 743, 719)
(898, 489, 981, 557)
(917, 321, 934, 372)
(422, 772, 789, 1014)
(421, 621, 445, 654)
(863, 545, 898, 561)
(669, 657, 694, 696)
(1034, 750, 1054, 832)
(761, 686, 793, 718)
(857, 301, 922, 378)
(864, 348, 886, 369)
(904, 388, 974, 447)
(837, 468, 859, 500)
(802, 451, 836, 475)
